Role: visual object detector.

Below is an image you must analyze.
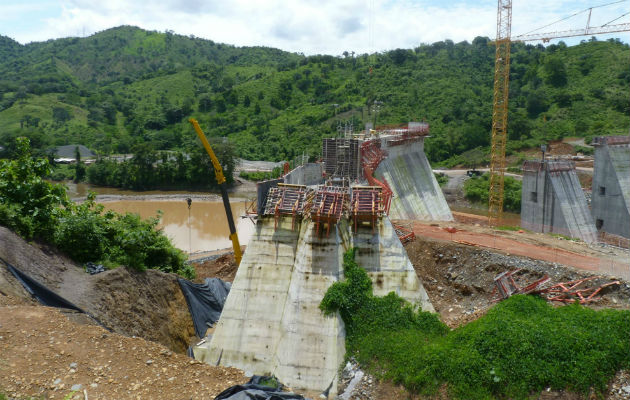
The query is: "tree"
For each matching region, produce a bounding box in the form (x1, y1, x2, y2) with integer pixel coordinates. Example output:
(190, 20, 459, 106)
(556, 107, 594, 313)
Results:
(74, 146, 86, 183)
(543, 57, 567, 87)
(198, 94, 213, 112)
(52, 107, 72, 124)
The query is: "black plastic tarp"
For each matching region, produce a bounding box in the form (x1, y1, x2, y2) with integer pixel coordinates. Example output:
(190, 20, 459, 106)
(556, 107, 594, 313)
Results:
(178, 277, 231, 338)
(214, 376, 307, 400)
(6, 263, 84, 312)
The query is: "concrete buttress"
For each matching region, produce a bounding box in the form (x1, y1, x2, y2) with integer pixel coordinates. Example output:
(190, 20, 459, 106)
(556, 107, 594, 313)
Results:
(194, 217, 433, 395)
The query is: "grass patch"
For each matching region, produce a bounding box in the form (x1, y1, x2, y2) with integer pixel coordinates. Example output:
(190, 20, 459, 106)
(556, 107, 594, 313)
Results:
(496, 225, 522, 231)
(321, 249, 630, 399)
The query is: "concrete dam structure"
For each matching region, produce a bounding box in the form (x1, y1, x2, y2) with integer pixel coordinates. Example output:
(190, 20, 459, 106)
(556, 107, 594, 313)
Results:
(375, 135, 453, 221)
(592, 136, 630, 239)
(194, 123, 446, 395)
(324, 122, 453, 222)
(194, 183, 433, 396)
(521, 160, 597, 243)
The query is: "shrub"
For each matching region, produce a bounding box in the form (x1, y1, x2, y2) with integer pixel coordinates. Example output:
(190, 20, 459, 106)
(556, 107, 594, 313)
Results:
(0, 137, 193, 279)
(321, 250, 630, 399)
(464, 173, 521, 213)
(434, 172, 449, 187)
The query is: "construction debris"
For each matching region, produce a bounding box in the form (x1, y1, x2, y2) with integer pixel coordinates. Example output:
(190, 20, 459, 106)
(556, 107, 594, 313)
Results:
(493, 269, 620, 304)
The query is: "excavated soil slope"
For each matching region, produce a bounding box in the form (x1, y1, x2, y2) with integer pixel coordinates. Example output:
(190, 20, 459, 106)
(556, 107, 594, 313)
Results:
(0, 227, 196, 353)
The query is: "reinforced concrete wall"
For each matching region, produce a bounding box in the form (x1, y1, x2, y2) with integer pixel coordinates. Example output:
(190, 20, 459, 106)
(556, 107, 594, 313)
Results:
(592, 136, 630, 239)
(283, 163, 325, 186)
(193, 217, 433, 396)
(374, 137, 453, 221)
(521, 160, 597, 243)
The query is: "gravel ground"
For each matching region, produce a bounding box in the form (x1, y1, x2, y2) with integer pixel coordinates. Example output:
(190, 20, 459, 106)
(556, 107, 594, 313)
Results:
(0, 303, 246, 400)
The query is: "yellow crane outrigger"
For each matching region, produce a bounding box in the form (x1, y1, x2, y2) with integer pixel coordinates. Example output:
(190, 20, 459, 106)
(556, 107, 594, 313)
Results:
(189, 118, 242, 265)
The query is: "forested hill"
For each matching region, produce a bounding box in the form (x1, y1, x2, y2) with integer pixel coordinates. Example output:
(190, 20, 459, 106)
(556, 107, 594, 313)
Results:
(0, 26, 628, 164)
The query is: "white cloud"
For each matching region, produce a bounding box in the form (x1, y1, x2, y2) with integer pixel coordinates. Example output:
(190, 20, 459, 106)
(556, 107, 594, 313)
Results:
(2, 0, 629, 54)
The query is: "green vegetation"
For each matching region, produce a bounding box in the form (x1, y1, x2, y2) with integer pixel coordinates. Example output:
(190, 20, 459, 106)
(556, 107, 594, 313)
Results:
(573, 144, 594, 155)
(496, 225, 524, 231)
(238, 166, 282, 181)
(0, 27, 628, 167)
(85, 143, 235, 190)
(0, 137, 192, 278)
(321, 249, 630, 399)
(434, 172, 449, 187)
(464, 173, 522, 213)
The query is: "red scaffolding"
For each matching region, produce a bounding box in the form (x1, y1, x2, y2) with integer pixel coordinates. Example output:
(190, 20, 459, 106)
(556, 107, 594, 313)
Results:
(310, 186, 348, 237)
(351, 186, 383, 232)
(263, 184, 307, 230)
(392, 222, 416, 243)
(360, 140, 392, 214)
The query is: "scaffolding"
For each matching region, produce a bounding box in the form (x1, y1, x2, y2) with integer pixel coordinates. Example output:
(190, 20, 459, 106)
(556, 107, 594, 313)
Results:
(350, 186, 384, 232)
(360, 140, 392, 214)
(322, 138, 361, 180)
(263, 184, 308, 230)
(310, 185, 348, 237)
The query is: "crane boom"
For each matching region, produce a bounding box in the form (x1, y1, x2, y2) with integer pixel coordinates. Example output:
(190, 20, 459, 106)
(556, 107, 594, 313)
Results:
(189, 118, 242, 265)
(513, 22, 630, 42)
(488, 0, 512, 225)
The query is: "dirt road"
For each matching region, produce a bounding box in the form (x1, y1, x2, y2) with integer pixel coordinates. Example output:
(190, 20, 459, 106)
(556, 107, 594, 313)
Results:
(409, 221, 630, 280)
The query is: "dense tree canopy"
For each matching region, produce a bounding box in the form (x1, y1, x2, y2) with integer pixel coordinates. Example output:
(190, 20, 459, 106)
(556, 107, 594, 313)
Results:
(0, 26, 628, 166)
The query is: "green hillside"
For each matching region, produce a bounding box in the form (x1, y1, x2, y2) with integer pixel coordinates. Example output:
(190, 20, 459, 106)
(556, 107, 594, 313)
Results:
(0, 26, 628, 163)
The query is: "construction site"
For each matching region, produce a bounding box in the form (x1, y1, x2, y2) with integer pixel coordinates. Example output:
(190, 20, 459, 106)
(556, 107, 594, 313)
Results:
(2, 1, 630, 400)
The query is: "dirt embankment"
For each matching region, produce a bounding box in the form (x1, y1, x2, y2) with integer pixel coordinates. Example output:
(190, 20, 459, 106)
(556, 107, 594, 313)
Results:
(192, 253, 238, 283)
(0, 227, 196, 353)
(0, 303, 245, 400)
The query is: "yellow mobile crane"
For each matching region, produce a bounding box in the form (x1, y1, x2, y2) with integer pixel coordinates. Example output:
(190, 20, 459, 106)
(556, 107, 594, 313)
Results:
(189, 118, 242, 265)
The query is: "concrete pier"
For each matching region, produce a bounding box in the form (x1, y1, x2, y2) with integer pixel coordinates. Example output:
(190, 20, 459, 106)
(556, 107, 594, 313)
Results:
(521, 160, 597, 243)
(193, 217, 433, 395)
(592, 136, 630, 239)
(375, 137, 453, 221)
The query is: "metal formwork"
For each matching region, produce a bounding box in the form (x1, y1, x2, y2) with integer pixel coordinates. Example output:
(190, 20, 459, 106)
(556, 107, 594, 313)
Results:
(351, 186, 383, 232)
(310, 186, 348, 237)
(322, 138, 361, 180)
(263, 184, 308, 230)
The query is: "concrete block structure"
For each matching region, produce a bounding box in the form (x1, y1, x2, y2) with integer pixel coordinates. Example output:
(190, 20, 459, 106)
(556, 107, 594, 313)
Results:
(283, 162, 324, 186)
(591, 136, 630, 239)
(193, 217, 433, 396)
(521, 160, 597, 243)
(375, 135, 453, 221)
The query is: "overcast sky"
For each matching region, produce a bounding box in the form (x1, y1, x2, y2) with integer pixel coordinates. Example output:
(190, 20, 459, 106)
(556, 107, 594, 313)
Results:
(1, 0, 629, 55)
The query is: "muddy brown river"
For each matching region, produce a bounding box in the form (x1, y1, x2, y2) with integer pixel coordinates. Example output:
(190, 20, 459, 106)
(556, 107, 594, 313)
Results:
(65, 183, 255, 254)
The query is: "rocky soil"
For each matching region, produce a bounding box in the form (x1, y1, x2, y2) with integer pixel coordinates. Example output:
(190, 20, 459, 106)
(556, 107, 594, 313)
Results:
(406, 237, 630, 328)
(0, 302, 245, 399)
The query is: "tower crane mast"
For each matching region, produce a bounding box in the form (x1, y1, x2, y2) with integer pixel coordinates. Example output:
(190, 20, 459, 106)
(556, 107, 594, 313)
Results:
(488, 0, 512, 225)
(488, 1, 630, 225)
